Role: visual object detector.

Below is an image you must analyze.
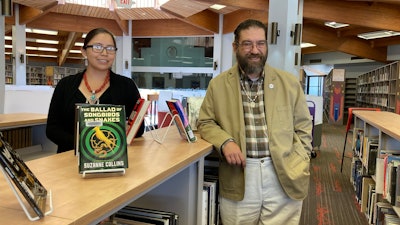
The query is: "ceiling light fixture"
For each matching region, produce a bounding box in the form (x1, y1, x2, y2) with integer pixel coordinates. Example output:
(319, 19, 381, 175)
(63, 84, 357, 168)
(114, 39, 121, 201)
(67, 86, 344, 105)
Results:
(301, 43, 316, 48)
(36, 39, 59, 45)
(357, 30, 400, 40)
(324, 22, 349, 29)
(25, 28, 58, 35)
(69, 50, 82, 53)
(210, 4, 226, 10)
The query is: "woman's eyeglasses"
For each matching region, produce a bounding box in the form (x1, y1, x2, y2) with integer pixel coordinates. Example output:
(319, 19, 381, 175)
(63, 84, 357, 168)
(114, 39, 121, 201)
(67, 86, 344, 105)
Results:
(85, 44, 117, 54)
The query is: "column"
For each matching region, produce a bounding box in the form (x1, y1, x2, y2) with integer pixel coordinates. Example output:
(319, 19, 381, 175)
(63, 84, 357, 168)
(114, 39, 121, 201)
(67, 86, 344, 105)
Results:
(268, 0, 303, 78)
(12, 4, 26, 85)
(115, 20, 132, 78)
(0, 15, 5, 113)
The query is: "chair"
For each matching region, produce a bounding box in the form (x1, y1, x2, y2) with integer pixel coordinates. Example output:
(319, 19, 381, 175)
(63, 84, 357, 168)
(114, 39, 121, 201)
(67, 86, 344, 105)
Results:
(340, 107, 381, 172)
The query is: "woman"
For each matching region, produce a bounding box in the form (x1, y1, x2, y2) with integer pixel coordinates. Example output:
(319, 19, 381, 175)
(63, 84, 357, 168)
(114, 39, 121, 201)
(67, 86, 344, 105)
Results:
(46, 28, 144, 153)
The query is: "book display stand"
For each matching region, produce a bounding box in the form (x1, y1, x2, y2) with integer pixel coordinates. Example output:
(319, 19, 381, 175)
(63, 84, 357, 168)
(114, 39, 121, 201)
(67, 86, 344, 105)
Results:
(0, 166, 53, 221)
(81, 168, 126, 178)
(147, 112, 197, 144)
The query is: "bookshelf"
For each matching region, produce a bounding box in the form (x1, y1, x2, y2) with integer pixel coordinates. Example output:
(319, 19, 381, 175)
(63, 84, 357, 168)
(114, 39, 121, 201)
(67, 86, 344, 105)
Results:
(26, 66, 46, 85)
(356, 61, 400, 114)
(5, 63, 13, 84)
(344, 77, 357, 123)
(4, 64, 81, 86)
(351, 111, 400, 223)
(46, 66, 81, 86)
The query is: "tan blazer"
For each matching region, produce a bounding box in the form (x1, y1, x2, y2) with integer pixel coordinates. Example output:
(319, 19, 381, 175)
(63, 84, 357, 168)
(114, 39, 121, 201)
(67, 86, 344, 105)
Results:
(198, 63, 313, 201)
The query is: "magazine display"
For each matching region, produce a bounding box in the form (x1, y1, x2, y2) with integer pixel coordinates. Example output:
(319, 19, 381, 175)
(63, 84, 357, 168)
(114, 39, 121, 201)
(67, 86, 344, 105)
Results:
(166, 99, 196, 143)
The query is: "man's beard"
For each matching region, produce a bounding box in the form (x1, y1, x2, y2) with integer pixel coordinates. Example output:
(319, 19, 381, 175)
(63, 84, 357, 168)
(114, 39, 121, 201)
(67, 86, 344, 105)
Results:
(237, 53, 266, 75)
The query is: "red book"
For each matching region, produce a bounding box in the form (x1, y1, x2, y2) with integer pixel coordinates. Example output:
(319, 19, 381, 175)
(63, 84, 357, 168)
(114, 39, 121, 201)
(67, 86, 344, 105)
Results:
(126, 98, 151, 144)
(166, 99, 196, 143)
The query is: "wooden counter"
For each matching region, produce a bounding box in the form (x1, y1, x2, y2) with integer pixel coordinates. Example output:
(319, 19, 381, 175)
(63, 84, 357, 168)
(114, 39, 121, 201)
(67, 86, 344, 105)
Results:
(0, 128, 213, 225)
(0, 113, 47, 129)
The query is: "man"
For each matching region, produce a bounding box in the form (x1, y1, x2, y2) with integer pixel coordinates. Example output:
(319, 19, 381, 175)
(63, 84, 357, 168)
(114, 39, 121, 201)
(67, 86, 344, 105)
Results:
(197, 19, 313, 225)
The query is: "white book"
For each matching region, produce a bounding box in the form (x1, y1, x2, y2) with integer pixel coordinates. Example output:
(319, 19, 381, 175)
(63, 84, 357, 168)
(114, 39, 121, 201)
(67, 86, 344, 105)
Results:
(201, 188, 209, 225)
(204, 181, 217, 225)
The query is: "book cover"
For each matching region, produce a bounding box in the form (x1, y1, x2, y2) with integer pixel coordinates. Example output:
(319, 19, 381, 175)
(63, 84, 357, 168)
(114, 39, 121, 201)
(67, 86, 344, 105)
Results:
(0, 132, 47, 218)
(166, 99, 197, 142)
(186, 96, 204, 131)
(76, 104, 128, 173)
(126, 98, 151, 145)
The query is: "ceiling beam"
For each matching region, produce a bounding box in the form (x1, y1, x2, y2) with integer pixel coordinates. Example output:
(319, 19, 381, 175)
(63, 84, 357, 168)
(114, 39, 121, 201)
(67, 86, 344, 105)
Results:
(110, 11, 129, 35)
(197, 0, 268, 11)
(223, 9, 268, 34)
(26, 12, 123, 36)
(184, 10, 220, 33)
(18, 2, 58, 25)
(132, 19, 213, 36)
(303, 23, 388, 63)
(58, 32, 81, 66)
(304, 1, 400, 31)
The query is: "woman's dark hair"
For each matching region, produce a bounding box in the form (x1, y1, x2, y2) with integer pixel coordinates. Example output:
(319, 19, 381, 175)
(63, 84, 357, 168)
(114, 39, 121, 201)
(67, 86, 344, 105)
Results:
(83, 28, 116, 48)
(234, 19, 268, 43)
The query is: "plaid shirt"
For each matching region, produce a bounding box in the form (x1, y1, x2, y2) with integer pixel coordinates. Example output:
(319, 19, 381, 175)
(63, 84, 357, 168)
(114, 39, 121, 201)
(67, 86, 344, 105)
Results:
(240, 73, 270, 158)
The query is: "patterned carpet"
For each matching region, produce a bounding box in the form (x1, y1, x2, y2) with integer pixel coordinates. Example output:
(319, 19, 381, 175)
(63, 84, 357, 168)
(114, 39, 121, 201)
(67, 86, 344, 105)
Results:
(300, 123, 369, 225)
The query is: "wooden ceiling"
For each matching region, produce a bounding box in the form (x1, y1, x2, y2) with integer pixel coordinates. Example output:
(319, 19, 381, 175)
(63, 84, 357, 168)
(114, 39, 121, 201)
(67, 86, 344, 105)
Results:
(4, 0, 400, 65)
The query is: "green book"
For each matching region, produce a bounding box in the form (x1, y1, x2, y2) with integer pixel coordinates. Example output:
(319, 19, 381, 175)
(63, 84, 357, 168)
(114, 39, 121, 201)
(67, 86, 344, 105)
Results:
(76, 104, 128, 174)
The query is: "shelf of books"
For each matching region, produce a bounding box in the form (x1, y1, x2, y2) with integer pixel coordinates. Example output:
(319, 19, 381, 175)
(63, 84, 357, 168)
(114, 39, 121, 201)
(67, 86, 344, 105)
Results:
(5, 63, 13, 84)
(350, 110, 400, 224)
(356, 61, 400, 114)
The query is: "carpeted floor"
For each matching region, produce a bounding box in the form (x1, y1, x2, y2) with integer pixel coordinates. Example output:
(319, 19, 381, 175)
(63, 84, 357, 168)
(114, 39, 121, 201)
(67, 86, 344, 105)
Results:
(300, 123, 369, 225)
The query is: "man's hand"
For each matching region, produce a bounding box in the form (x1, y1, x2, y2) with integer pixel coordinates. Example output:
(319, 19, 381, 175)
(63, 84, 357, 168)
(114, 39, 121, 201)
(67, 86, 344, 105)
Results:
(222, 141, 246, 168)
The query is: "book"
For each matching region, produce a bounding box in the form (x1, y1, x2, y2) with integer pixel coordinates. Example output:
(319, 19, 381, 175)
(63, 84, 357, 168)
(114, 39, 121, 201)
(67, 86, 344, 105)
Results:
(115, 206, 178, 225)
(186, 96, 204, 131)
(126, 98, 151, 145)
(0, 132, 47, 218)
(166, 99, 197, 142)
(75, 104, 128, 174)
(204, 180, 217, 225)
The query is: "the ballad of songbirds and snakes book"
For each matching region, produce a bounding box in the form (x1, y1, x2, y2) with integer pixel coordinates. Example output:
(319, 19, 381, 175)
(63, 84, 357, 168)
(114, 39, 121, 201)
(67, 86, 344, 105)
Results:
(75, 104, 128, 173)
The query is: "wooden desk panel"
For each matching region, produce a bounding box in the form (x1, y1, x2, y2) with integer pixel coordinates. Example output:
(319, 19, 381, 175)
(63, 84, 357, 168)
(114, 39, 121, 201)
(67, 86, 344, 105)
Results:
(0, 128, 212, 225)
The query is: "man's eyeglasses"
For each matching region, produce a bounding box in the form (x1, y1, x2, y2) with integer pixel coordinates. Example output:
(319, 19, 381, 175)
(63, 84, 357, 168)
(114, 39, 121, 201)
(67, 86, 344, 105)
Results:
(236, 40, 267, 50)
(85, 44, 117, 54)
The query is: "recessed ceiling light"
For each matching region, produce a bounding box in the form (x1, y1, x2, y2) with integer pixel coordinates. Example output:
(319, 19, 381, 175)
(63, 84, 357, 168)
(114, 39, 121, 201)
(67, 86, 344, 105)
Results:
(357, 30, 400, 40)
(210, 4, 226, 10)
(324, 22, 349, 29)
